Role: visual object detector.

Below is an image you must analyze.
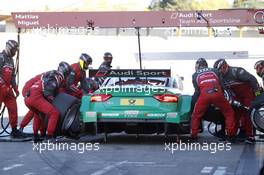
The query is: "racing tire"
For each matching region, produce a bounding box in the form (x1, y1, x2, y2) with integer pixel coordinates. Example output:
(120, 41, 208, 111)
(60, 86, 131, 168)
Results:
(61, 103, 81, 138)
(51, 93, 80, 137)
(250, 105, 264, 133)
(249, 93, 264, 133)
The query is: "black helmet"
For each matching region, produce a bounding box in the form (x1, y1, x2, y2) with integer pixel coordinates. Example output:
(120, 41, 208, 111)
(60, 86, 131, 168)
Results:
(103, 52, 113, 59)
(214, 59, 227, 70)
(5, 40, 18, 57)
(254, 60, 264, 77)
(103, 52, 113, 66)
(58, 61, 71, 79)
(214, 59, 229, 74)
(79, 53, 92, 70)
(195, 58, 208, 71)
(254, 60, 264, 69)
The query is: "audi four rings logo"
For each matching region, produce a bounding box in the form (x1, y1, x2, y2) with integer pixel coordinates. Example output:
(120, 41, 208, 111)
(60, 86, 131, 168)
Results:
(254, 11, 264, 24)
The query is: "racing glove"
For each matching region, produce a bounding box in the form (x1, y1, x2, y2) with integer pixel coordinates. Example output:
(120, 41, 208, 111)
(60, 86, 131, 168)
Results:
(255, 91, 261, 97)
(254, 85, 263, 97)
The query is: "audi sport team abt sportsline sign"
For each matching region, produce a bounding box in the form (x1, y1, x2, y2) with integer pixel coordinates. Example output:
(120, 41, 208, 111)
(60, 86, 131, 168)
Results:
(89, 69, 171, 77)
(11, 9, 264, 29)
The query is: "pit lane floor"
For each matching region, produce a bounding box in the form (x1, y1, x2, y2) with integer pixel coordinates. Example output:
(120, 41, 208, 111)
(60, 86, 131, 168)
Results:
(0, 121, 263, 175)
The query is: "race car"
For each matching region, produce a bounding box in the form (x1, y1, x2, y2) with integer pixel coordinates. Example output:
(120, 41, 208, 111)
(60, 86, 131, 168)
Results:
(80, 69, 192, 137)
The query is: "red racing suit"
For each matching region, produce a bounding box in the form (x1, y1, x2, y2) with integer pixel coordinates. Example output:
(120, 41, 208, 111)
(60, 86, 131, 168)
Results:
(24, 70, 62, 136)
(0, 51, 19, 129)
(191, 68, 236, 137)
(20, 74, 42, 132)
(222, 66, 260, 137)
(60, 63, 90, 98)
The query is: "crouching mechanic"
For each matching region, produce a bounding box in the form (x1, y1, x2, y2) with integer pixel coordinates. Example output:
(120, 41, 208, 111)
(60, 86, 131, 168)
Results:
(214, 59, 260, 144)
(191, 58, 236, 142)
(60, 53, 93, 99)
(20, 54, 93, 131)
(0, 40, 26, 138)
(19, 73, 43, 134)
(19, 73, 43, 132)
(24, 62, 71, 141)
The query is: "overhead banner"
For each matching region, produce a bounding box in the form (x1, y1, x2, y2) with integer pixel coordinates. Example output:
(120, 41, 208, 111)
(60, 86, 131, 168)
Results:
(12, 9, 264, 29)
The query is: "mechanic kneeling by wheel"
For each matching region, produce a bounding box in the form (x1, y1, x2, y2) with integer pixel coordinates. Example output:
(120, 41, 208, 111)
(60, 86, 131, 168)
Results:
(24, 62, 71, 142)
(214, 59, 261, 144)
(191, 58, 236, 142)
(19, 53, 93, 130)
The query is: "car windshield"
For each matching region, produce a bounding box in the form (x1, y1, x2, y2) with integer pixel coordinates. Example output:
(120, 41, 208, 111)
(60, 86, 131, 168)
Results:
(103, 77, 169, 87)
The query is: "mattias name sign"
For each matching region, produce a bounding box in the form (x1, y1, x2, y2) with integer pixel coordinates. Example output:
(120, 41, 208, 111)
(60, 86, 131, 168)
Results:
(89, 69, 171, 77)
(14, 13, 40, 27)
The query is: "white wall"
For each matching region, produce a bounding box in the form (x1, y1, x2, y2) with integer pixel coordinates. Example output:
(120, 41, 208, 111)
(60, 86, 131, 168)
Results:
(0, 32, 263, 116)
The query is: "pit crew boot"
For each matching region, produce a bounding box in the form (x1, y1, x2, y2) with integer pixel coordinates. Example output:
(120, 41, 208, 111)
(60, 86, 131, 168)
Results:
(33, 134, 43, 143)
(10, 128, 27, 138)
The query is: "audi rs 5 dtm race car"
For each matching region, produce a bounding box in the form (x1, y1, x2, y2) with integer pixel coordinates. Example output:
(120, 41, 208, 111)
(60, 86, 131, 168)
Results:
(51, 69, 264, 141)
(79, 69, 192, 137)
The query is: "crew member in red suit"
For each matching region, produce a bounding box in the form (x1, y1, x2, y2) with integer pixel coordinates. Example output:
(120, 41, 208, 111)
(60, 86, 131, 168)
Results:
(214, 59, 261, 144)
(0, 40, 26, 138)
(60, 53, 93, 98)
(191, 58, 236, 142)
(19, 74, 42, 132)
(24, 62, 71, 142)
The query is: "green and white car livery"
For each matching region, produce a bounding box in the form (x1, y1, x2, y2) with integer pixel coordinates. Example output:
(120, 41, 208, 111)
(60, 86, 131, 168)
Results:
(80, 69, 192, 135)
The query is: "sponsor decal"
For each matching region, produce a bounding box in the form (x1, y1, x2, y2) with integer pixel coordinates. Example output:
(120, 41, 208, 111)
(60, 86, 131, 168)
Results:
(89, 69, 171, 77)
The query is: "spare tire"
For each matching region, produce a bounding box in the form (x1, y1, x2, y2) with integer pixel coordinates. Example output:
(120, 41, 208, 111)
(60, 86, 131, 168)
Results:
(52, 93, 80, 137)
(251, 105, 264, 133)
(249, 93, 264, 133)
(61, 103, 81, 138)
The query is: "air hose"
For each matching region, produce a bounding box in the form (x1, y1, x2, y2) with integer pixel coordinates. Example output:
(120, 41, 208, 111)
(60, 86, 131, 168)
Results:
(207, 99, 250, 138)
